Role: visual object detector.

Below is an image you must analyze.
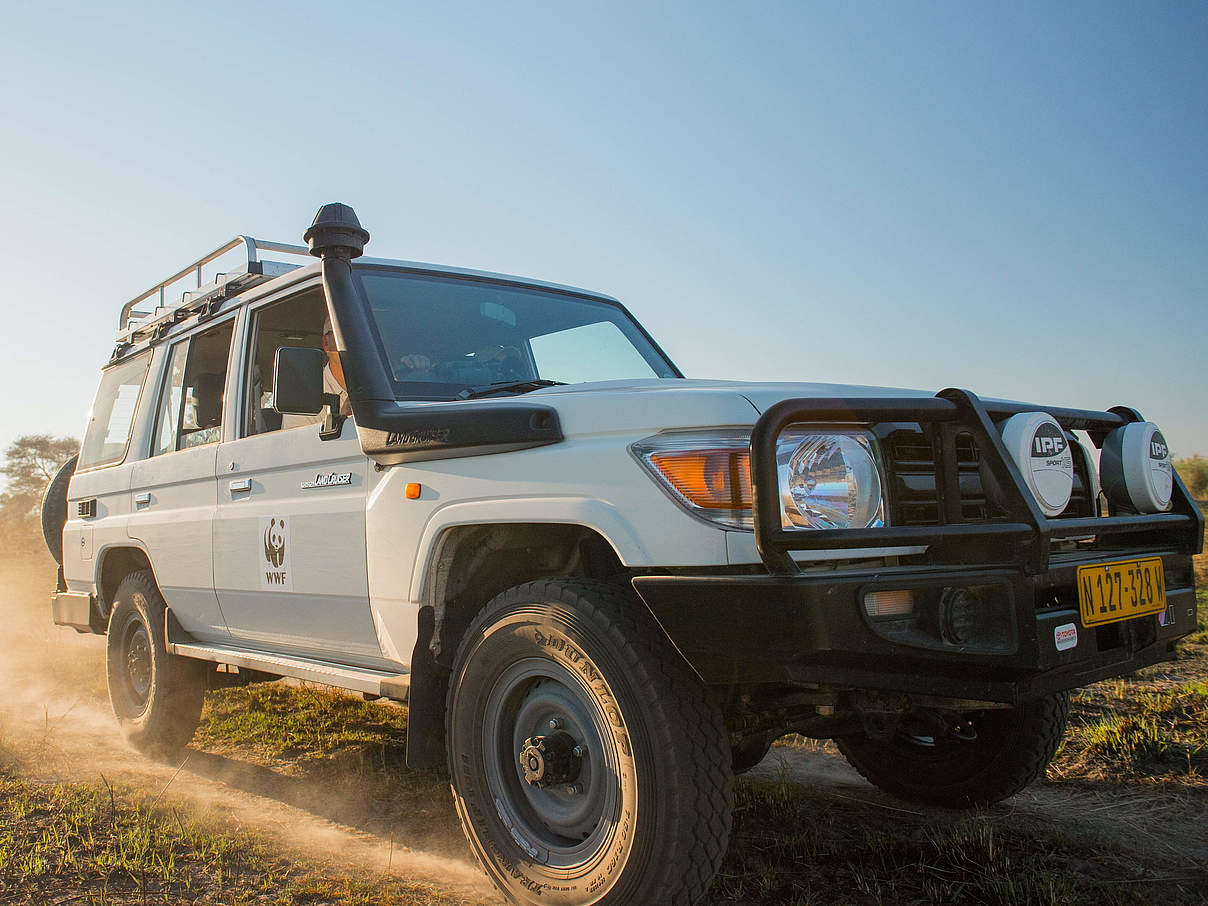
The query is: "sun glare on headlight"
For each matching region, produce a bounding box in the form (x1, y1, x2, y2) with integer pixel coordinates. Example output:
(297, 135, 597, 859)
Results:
(777, 428, 885, 530)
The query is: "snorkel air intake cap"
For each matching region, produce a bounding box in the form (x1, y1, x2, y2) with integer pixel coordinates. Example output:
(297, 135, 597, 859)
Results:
(1100, 421, 1173, 513)
(1000, 412, 1074, 517)
(304, 202, 369, 259)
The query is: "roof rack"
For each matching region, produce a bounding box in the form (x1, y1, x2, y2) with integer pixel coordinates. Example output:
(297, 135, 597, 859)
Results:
(117, 235, 311, 336)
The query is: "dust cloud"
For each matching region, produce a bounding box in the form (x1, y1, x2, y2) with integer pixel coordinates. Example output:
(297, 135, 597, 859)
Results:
(0, 553, 497, 901)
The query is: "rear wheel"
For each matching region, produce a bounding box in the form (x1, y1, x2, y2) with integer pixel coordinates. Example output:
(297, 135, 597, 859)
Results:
(836, 693, 1069, 808)
(106, 570, 206, 755)
(446, 579, 732, 905)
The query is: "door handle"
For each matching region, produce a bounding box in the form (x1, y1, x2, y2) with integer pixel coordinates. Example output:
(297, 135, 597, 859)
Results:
(134, 492, 151, 507)
(229, 479, 252, 493)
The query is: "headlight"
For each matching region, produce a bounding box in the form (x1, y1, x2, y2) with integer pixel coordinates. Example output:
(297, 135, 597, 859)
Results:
(631, 429, 753, 529)
(777, 428, 885, 530)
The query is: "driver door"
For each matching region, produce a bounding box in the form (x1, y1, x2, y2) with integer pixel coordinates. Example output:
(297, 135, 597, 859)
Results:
(212, 286, 381, 664)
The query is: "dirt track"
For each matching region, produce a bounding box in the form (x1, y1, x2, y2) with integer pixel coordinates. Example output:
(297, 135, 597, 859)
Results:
(751, 742, 1208, 871)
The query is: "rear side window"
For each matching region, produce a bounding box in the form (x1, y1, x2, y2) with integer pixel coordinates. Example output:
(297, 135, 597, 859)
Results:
(79, 352, 151, 470)
(151, 321, 235, 456)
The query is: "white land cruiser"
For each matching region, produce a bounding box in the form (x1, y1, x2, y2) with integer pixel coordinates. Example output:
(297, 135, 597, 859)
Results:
(44, 203, 1202, 905)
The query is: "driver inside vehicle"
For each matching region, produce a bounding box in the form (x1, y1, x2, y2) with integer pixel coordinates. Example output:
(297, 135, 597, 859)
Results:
(394, 343, 529, 384)
(320, 319, 353, 416)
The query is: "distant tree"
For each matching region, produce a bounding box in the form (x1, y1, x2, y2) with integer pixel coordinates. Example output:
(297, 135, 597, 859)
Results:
(0, 433, 79, 551)
(1175, 455, 1208, 500)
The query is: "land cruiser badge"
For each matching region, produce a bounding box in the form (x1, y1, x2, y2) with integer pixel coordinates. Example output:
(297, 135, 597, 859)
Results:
(301, 471, 353, 490)
(260, 516, 293, 591)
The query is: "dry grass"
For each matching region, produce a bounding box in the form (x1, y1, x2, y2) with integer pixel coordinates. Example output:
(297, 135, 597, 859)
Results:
(1051, 587, 1208, 789)
(0, 764, 476, 905)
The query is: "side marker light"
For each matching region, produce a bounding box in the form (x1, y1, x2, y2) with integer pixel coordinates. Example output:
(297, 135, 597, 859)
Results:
(863, 589, 915, 617)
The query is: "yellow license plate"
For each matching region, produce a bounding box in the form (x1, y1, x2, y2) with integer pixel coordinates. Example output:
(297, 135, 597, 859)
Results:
(1076, 558, 1166, 627)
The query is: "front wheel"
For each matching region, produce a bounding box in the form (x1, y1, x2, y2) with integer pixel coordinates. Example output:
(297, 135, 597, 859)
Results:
(446, 579, 732, 905)
(836, 693, 1070, 808)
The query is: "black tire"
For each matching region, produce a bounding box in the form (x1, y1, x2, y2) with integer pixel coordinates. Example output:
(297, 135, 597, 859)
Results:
(731, 732, 774, 775)
(40, 454, 77, 565)
(445, 579, 732, 906)
(106, 570, 206, 755)
(836, 693, 1070, 808)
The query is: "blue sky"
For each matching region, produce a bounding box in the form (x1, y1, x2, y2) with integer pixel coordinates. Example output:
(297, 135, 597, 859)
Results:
(1, 1, 1205, 459)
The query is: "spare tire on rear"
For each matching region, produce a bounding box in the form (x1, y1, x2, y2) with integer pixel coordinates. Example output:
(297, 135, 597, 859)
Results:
(41, 454, 78, 565)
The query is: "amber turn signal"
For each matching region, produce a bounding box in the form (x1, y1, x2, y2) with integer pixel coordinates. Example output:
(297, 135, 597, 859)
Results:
(646, 450, 752, 510)
(405, 482, 422, 499)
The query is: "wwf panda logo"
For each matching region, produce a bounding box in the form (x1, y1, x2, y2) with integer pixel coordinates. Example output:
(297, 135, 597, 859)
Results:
(264, 517, 287, 568)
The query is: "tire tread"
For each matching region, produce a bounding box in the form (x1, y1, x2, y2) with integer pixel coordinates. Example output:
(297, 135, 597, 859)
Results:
(447, 578, 732, 905)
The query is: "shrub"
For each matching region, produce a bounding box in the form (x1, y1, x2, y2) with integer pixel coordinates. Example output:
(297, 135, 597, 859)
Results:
(1175, 455, 1208, 499)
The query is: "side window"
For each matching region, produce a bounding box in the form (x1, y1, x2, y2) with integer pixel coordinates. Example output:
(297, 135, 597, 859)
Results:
(152, 343, 189, 456)
(78, 352, 152, 470)
(151, 321, 235, 456)
(244, 288, 330, 436)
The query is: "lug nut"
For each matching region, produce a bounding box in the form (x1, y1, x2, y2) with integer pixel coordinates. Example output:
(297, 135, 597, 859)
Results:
(573, 745, 586, 758)
(548, 718, 563, 730)
(567, 784, 581, 795)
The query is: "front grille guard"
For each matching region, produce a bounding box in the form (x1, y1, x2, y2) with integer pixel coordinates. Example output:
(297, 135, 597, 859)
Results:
(750, 388, 1204, 576)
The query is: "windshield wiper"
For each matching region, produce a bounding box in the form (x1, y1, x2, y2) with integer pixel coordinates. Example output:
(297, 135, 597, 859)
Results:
(456, 379, 566, 400)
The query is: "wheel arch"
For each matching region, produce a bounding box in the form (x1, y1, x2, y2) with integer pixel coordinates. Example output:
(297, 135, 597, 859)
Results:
(406, 498, 653, 604)
(96, 544, 156, 629)
(404, 520, 638, 769)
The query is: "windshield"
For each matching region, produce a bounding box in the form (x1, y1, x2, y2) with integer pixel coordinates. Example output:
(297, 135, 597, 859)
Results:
(356, 267, 680, 400)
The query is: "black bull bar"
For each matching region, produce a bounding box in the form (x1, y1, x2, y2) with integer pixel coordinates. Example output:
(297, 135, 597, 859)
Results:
(631, 389, 1200, 700)
(749, 388, 1203, 575)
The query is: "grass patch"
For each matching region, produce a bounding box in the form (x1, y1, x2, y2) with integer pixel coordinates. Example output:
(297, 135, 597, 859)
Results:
(0, 768, 472, 905)
(1055, 678, 1208, 785)
(712, 777, 1208, 905)
(197, 683, 411, 774)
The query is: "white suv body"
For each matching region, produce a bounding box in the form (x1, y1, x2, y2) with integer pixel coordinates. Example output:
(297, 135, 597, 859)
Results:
(47, 204, 1200, 906)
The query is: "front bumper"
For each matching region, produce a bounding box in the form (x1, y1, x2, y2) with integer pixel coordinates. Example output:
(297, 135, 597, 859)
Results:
(633, 551, 1197, 704)
(633, 389, 1202, 705)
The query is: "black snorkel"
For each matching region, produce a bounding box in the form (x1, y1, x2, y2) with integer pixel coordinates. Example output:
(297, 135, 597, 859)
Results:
(304, 202, 562, 464)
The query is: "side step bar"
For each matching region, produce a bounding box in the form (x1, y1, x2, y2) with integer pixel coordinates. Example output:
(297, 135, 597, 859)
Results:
(166, 638, 410, 702)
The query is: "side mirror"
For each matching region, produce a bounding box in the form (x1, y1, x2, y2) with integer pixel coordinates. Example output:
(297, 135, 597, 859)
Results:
(272, 347, 327, 415)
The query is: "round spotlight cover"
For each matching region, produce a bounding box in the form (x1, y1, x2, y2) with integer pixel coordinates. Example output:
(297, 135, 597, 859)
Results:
(1100, 421, 1172, 513)
(1000, 412, 1074, 517)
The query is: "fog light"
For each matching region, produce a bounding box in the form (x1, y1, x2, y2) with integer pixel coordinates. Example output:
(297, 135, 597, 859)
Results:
(999, 412, 1074, 517)
(864, 589, 915, 618)
(938, 586, 1014, 652)
(941, 588, 980, 644)
(1099, 421, 1173, 513)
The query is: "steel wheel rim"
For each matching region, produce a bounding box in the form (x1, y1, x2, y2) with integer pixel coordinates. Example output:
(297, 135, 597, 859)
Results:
(480, 656, 621, 871)
(122, 621, 153, 712)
